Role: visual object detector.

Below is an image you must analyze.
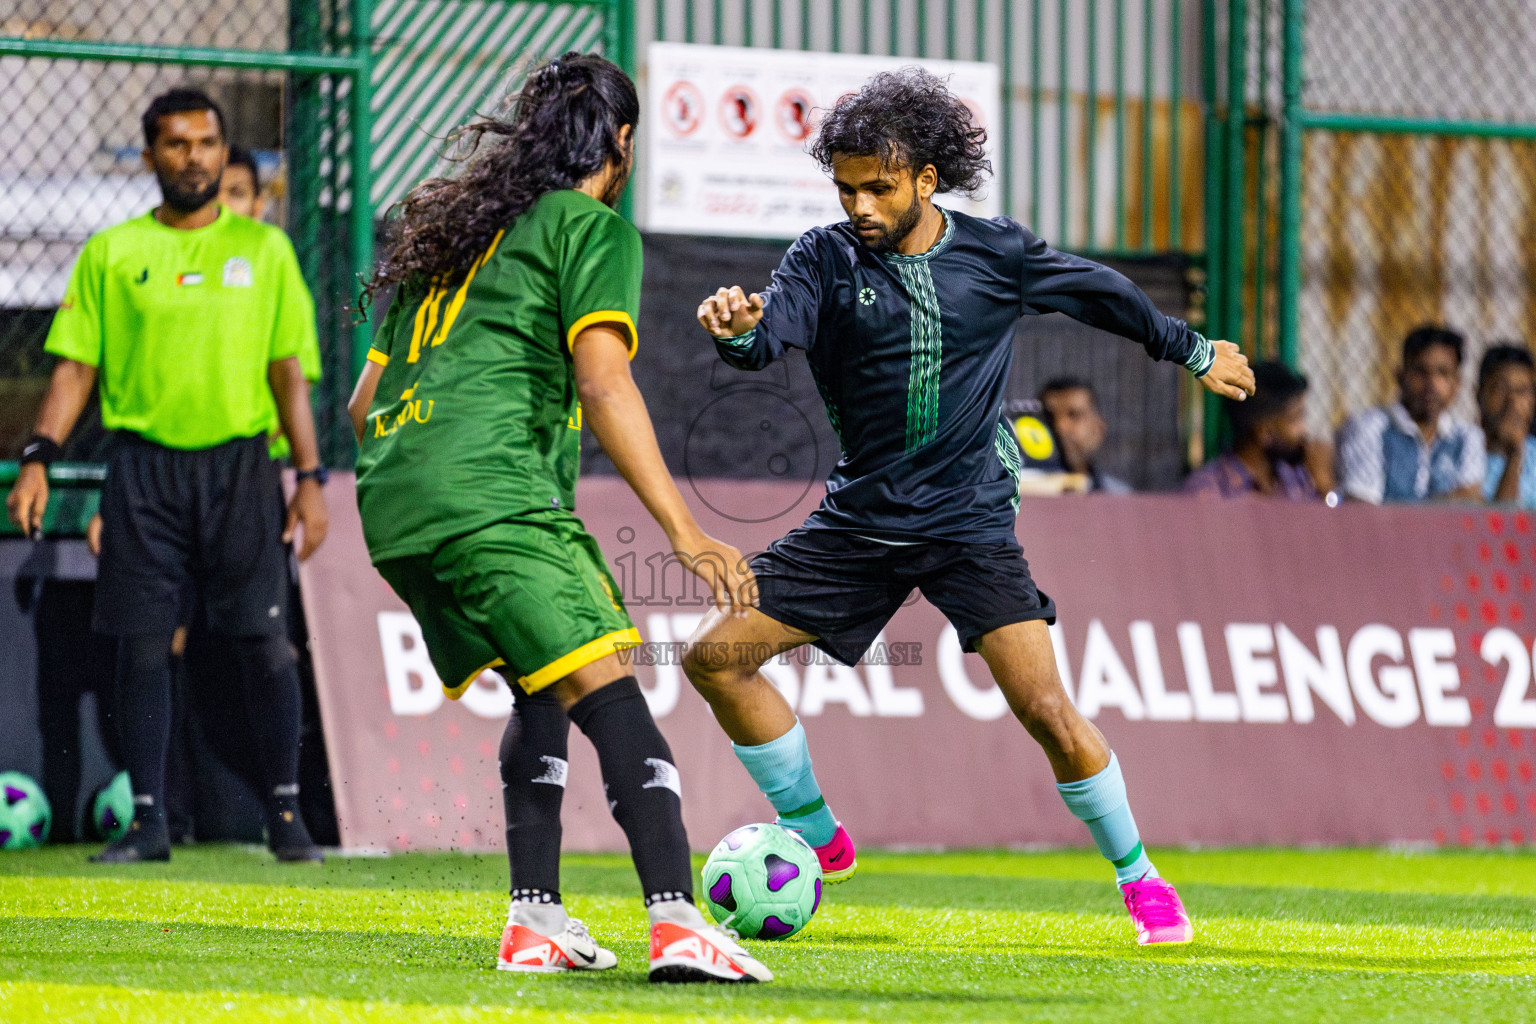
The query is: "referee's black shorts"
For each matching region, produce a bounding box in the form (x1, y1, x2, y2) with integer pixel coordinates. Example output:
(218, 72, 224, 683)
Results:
(94, 432, 289, 638)
(750, 527, 1056, 666)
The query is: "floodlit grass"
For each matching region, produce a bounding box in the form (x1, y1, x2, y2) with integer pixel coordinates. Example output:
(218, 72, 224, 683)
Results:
(2, 845, 1534, 1022)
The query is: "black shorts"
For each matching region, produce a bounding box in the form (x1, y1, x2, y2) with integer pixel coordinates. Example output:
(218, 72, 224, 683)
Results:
(751, 528, 1056, 666)
(94, 433, 289, 637)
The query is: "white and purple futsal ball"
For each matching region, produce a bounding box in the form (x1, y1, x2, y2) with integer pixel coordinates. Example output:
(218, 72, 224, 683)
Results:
(701, 823, 823, 939)
(0, 772, 51, 850)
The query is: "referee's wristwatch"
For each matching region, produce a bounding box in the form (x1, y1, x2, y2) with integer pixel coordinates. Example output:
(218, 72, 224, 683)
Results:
(296, 466, 330, 486)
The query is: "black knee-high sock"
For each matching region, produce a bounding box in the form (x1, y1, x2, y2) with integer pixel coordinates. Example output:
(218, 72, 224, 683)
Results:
(112, 633, 176, 831)
(501, 688, 569, 899)
(567, 678, 694, 903)
(231, 635, 303, 799)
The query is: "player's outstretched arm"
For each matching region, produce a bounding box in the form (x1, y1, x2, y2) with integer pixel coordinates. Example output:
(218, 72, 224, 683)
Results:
(6, 357, 96, 537)
(573, 324, 756, 614)
(1197, 339, 1256, 401)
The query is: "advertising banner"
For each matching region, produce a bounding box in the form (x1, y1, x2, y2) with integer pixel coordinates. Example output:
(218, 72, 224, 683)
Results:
(301, 476, 1536, 853)
(641, 42, 1002, 238)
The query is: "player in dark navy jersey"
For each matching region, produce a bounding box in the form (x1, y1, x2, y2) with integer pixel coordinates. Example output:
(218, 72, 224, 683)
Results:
(682, 69, 1254, 946)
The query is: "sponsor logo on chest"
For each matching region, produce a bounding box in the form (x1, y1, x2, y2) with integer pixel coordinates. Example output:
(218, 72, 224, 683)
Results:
(223, 257, 254, 287)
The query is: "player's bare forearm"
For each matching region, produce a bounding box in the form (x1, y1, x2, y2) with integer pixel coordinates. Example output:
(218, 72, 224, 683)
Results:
(575, 325, 756, 611)
(269, 357, 321, 471)
(269, 356, 329, 559)
(575, 330, 701, 545)
(348, 361, 384, 445)
(6, 358, 97, 534)
(34, 358, 97, 445)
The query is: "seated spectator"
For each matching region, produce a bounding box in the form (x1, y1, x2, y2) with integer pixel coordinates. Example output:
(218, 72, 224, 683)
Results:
(1479, 343, 1536, 507)
(1336, 325, 1484, 503)
(1183, 361, 1326, 500)
(1038, 377, 1132, 494)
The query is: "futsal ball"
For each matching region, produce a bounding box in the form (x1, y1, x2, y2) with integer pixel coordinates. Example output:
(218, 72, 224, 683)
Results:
(701, 823, 822, 940)
(92, 770, 133, 843)
(0, 772, 51, 850)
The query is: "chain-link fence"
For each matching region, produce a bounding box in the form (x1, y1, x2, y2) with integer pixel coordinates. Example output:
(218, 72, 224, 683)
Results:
(1294, 0, 1536, 439)
(0, 1, 365, 471)
(1212, 0, 1536, 443)
(1, 2, 626, 479)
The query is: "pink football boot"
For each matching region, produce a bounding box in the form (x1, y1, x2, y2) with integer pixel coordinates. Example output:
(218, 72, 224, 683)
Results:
(812, 821, 858, 884)
(1120, 875, 1194, 945)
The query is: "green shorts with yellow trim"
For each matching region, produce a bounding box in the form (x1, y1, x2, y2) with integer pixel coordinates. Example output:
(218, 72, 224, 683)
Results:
(374, 511, 639, 697)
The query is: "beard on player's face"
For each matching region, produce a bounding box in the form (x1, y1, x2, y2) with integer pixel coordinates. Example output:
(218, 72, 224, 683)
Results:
(861, 191, 925, 254)
(156, 163, 223, 214)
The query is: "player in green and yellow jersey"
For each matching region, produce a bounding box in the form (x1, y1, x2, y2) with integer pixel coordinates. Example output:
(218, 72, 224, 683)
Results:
(348, 54, 770, 984)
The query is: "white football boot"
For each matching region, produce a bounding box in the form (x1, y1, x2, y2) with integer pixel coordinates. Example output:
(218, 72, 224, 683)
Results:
(647, 901, 773, 983)
(496, 902, 617, 973)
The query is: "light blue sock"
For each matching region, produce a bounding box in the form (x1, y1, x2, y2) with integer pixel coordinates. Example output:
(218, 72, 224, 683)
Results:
(1056, 752, 1158, 885)
(731, 720, 838, 847)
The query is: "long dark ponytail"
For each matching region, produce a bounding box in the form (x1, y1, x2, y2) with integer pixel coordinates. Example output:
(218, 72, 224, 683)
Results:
(364, 52, 638, 308)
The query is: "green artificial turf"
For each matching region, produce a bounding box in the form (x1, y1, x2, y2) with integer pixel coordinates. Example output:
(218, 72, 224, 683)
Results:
(2, 845, 1534, 1022)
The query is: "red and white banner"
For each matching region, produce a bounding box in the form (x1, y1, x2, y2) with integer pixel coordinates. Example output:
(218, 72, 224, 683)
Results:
(301, 476, 1536, 853)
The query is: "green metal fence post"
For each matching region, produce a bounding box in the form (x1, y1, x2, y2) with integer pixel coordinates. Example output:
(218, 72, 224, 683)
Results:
(609, 1, 636, 223)
(1028, 0, 1041, 229)
(1003, 0, 1016, 219)
(1252, 0, 1268, 357)
(1139, 0, 1153, 249)
(1085, 0, 1098, 249)
(350, 0, 376, 381)
(1200, 0, 1225, 458)
(1169, 0, 1183, 249)
(1058, 0, 1070, 244)
(1202, 0, 1223, 338)
(1222, 0, 1246, 351)
(1113, 0, 1126, 252)
(1277, 0, 1302, 368)
(1087, 0, 1099, 248)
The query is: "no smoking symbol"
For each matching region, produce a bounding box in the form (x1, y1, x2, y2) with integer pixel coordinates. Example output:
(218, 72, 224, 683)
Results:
(719, 85, 760, 139)
(663, 81, 704, 136)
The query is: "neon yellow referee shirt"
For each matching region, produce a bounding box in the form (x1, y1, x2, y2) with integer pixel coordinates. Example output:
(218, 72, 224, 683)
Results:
(45, 208, 319, 451)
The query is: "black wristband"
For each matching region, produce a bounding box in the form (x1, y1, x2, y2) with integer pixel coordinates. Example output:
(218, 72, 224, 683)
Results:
(20, 435, 62, 467)
(295, 466, 329, 486)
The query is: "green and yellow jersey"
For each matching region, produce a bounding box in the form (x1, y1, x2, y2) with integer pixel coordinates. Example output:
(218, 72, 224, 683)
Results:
(45, 208, 319, 451)
(355, 189, 641, 563)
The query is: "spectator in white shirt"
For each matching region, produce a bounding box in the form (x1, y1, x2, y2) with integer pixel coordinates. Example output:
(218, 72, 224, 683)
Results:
(1336, 325, 1484, 504)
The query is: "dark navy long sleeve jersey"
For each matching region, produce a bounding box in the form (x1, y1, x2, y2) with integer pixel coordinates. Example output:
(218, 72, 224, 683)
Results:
(714, 209, 1213, 543)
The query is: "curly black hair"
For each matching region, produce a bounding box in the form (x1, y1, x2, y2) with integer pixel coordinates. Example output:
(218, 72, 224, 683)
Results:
(808, 67, 990, 196)
(365, 52, 637, 310)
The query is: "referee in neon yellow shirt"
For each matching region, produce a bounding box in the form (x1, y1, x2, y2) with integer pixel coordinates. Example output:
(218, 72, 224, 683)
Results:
(6, 88, 329, 863)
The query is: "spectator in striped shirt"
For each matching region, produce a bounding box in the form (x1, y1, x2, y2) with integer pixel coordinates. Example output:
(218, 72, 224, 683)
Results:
(1478, 343, 1536, 508)
(1336, 326, 1484, 504)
